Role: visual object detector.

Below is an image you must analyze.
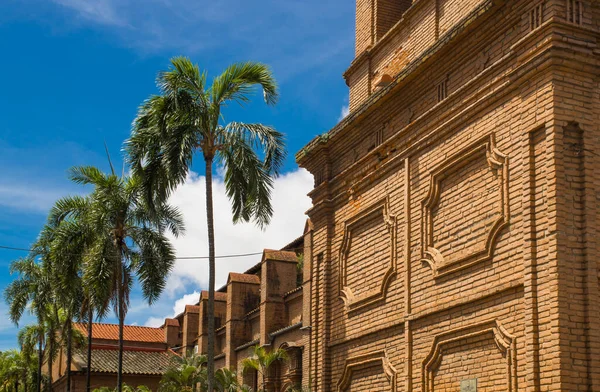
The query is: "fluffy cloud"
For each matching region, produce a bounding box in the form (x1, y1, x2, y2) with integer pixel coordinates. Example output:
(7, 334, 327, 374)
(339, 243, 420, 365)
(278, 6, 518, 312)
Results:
(140, 169, 312, 327)
(144, 291, 201, 327)
(163, 168, 313, 296)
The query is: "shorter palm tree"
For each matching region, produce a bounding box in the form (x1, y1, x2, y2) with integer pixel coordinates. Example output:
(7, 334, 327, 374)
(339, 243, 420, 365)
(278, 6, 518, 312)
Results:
(241, 346, 288, 392)
(93, 384, 150, 392)
(214, 368, 244, 392)
(52, 166, 184, 392)
(4, 256, 52, 392)
(159, 353, 207, 392)
(0, 349, 36, 392)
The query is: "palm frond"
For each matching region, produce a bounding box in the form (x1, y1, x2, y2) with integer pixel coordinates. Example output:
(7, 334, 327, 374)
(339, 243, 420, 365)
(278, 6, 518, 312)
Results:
(222, 121, 286, 176)
(221, 137, 275, 229)
(211, 62, 278, 107)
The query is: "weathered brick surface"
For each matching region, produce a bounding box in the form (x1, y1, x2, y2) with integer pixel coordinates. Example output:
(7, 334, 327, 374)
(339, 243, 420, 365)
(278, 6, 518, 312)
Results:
(298, 0, 600, 390)
(192, 249, 308, 390)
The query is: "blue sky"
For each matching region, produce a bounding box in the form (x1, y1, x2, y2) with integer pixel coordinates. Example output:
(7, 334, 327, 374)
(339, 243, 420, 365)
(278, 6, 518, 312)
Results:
(0, 0, 354, 350)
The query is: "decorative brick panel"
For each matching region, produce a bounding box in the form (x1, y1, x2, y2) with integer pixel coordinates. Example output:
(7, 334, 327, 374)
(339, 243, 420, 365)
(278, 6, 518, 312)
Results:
(422, 320, 517, 392)
(421, 133, 509, 278)
(337, 350, 397, 392)
(339, 197, 397, 311)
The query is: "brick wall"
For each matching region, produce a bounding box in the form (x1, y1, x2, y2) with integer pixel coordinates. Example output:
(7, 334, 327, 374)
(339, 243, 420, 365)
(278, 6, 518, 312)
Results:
(298, 0, 600, 390)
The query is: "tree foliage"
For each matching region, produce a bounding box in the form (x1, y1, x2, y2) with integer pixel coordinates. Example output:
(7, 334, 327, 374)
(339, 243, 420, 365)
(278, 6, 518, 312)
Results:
(126, 56, 285, 392)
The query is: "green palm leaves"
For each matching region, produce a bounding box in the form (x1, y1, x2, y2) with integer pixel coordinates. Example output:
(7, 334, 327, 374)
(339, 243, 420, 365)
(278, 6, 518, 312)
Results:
(159, 353, 207, 392)
(5, 164, 184, 392)
(52, 166, 184, 392)
(241, 345, 288, 392)
(126, 57, 285, 391)
(125, 57, 285, 228)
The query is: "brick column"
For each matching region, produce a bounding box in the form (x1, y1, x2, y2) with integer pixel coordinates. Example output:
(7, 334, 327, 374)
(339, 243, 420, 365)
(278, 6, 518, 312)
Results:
(225, 273, 260, 368)
(259, 250, 299, 346)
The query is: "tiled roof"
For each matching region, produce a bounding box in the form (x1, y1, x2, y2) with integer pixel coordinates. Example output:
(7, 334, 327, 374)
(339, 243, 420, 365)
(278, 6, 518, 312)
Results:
(269, 322, 303, 339)
(228, 272, 260, 284)
(185, 305, 200, 313)
(281, 236, 304, 252)
(200, 291, 228, 301)
(163, 319, 179, 327)
(284, 286, 303, 298)
(73, 348, 174, 375)
(74, 323, 165, 343)
(263, 249, 298, 263)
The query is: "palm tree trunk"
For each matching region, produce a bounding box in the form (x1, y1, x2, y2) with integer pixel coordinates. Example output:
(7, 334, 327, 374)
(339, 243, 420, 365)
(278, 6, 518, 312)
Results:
(205, 157, 216, 392)
(65, 319, 72, 392)
(47, 329, 54, 392)
(86, 306, 93, 392)
(117, 246, 124, 392)
(37, 332, 43, 392)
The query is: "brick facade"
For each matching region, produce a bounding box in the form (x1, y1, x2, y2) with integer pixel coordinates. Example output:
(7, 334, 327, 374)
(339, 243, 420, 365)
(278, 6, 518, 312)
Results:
(180, 240, 307, 391)
(297, 0, 600, 391)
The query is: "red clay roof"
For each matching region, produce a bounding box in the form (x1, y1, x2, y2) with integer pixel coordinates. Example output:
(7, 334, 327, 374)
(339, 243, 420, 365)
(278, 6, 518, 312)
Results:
(185, 305, 201, 313)
(228, 272, 260, 284)
(74, 323, 165, 343)
(163, 318, 179, 327)
(263, 249, 298, 263)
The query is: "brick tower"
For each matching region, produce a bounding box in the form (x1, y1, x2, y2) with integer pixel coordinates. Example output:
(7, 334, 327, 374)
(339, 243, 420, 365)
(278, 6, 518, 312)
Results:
(297, 0, 600, 391)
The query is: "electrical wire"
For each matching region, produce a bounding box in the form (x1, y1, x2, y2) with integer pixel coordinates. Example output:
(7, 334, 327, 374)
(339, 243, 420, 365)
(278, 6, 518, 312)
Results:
(0, 245, 304, 260)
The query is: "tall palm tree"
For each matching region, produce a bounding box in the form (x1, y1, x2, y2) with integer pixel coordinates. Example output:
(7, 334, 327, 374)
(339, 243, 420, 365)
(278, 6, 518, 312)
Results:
(241, 345, 288, 392)
(125, 57, 285, 391)
(52, 166, 184, 392)
(48, 194, 110, 392)
(42, 303, 66, 391)
(4, 256, 51, 392)
(39, 221, 86, 392)
(17, 325, 43, 392)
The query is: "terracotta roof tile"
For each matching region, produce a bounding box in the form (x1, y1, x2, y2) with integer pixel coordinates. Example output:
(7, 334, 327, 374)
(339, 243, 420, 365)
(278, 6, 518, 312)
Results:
(163, 319, 179, 327)
(228, 272, 260, 284)
(184, 305, 200, 314)
(73, 348, 174, 375)
(74, 323, 165, 343)
(263, 249, 298, 263)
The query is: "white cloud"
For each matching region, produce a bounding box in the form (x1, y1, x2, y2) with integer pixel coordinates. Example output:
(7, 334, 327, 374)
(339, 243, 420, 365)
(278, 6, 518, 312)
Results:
(52, 0, 127, 26)
(143, 291, 200, 327)
(338, 105, 350, 122)
(0, 183, 69, 213)
(162, 168, 313, 297)
(45, 0, 354, 82)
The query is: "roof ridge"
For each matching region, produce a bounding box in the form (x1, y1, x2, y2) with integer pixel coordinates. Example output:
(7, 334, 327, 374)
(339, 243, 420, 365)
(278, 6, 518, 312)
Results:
(75, 322, 162, 330)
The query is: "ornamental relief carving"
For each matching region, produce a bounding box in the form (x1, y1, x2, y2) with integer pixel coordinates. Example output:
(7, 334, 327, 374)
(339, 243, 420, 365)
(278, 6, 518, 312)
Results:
(337, 350, 397, 392)
(421, 134, 509, 278)
(339, 197, 397, 312)
(422, 320, 517, 392)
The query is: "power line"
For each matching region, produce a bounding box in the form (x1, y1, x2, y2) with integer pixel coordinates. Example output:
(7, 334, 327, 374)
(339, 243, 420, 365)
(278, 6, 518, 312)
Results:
(0, 245, 303, 260)
(0, 245, 263, 260)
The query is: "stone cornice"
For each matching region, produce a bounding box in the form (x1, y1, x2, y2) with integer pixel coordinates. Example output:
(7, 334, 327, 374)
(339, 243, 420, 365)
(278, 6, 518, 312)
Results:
(296, 0, 499, 167)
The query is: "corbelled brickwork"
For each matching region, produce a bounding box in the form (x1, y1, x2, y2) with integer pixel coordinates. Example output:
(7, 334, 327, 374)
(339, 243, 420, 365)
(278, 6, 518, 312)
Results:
(298, 0, 600, 391)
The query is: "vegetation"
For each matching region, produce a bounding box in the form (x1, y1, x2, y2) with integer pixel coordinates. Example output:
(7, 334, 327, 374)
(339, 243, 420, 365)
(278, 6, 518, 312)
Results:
(241, 345, 288, 392)
(126, 56, 285, 391)
(93, 384, 150, 392)
(159, 353, 207, 392)
(3, 56, 284, 392)
(0, 349, 40, 392)
(52, 166, 184, 392)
